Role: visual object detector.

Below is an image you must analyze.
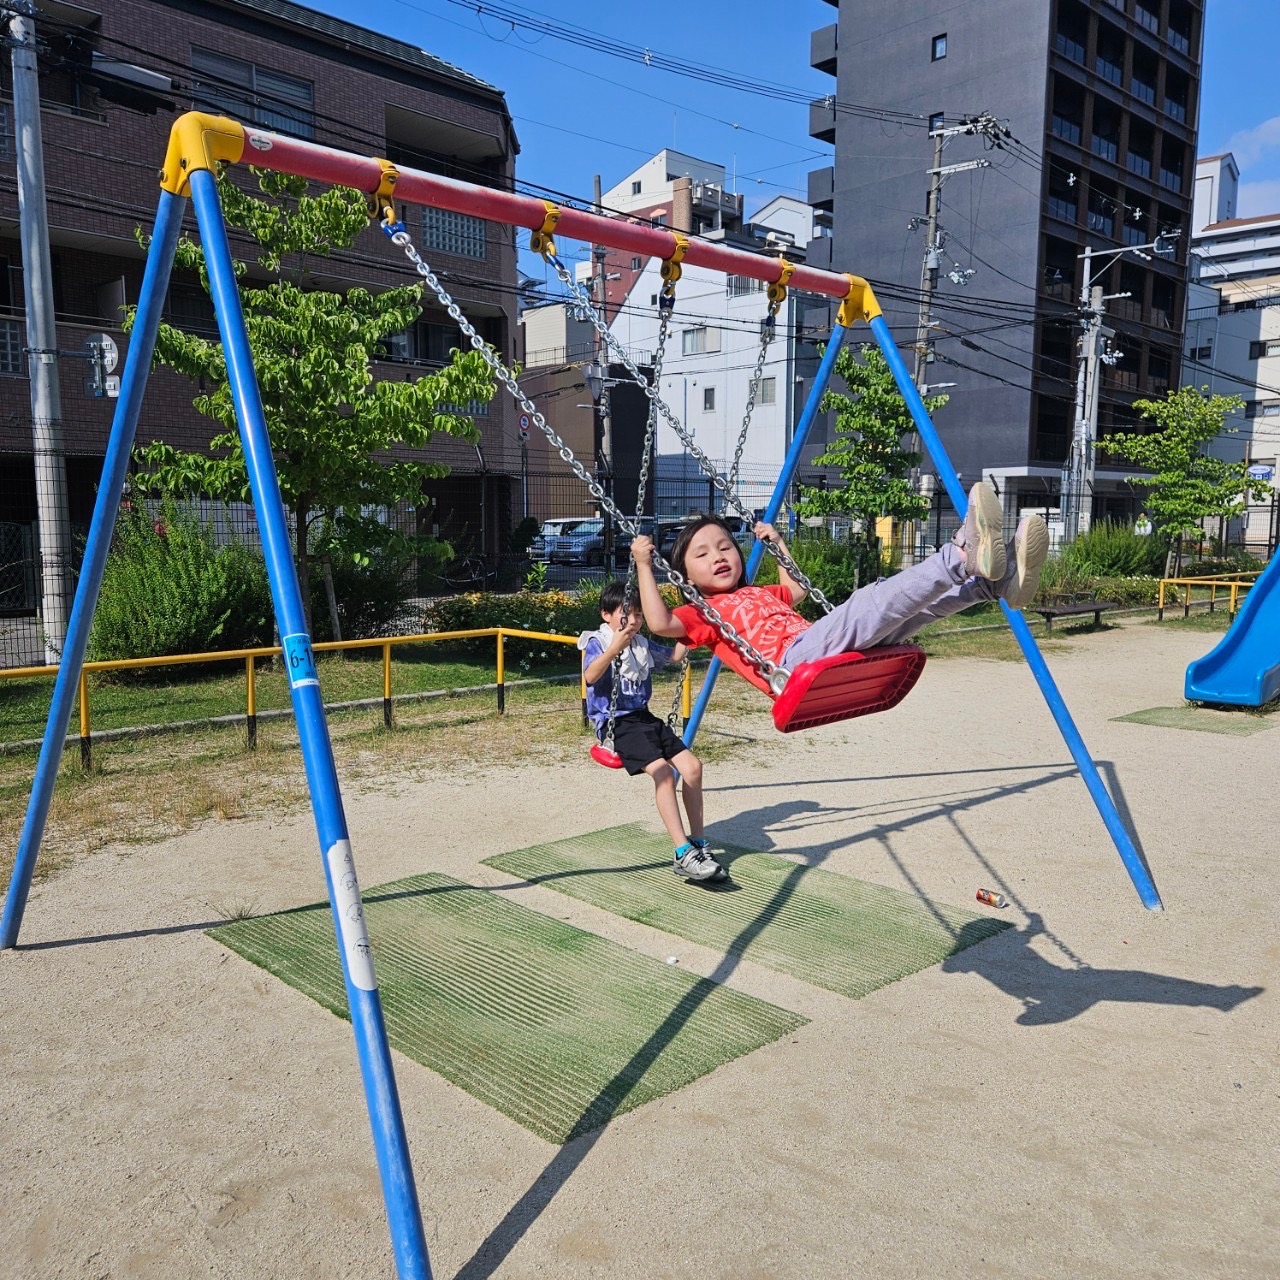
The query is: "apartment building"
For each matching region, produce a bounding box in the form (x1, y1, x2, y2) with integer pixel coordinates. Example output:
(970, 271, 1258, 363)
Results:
(808, 0, 1204, 523)
(0, 0, 518, 640)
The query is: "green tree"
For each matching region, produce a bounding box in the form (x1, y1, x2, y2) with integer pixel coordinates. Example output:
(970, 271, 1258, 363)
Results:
(1103, 386, 1270, 568)
(127, 168, 494, 630)
(796, 343, 943, 526)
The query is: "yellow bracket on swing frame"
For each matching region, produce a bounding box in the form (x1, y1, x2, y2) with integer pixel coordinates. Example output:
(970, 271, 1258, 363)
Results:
(530, 201, 562, 258)
(660, 232, 690, 295)
(767, 256, 797, 307)
(158, 112, 246, 196)
(836, 273, 882, 327)
(368, 158, 401, 225)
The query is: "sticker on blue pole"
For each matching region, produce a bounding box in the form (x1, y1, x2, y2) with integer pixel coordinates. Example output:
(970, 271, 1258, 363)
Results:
(282, 632, 319, 688)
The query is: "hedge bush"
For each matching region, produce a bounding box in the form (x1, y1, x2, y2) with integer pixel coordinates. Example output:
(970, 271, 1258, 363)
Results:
(1062, 520, 1168, 577)
(89, 500, 273, 661)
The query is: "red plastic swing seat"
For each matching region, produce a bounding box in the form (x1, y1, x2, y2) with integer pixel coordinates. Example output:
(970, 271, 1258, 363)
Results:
(770, 645, 926, 733)
(589, 743, 625, 769)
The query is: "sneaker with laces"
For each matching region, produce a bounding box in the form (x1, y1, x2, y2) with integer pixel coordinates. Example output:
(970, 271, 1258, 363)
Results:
(1001, 515, 1050, 609)
(690, 837, 729, 881)
(673, 842, 723, 883)
(962, 482, 1007, 581)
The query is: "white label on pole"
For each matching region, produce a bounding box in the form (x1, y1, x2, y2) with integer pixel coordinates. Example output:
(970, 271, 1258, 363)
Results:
(247, 132, 273, 152)
(105, 375, 120, 399)
(326, 839, 377, 991)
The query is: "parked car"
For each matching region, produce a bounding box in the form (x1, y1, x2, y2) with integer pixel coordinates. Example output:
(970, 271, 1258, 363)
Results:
(657, 514, 751, 561)
(530, 517, 588, 562)
(550, 518, 606, 566)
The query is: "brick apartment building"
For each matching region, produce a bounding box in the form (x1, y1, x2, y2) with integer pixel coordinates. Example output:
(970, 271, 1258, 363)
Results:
(0, 0, 519, 636)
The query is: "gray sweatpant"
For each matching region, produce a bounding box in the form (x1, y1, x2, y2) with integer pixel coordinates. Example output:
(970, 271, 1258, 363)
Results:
(780, 542, 998, 667)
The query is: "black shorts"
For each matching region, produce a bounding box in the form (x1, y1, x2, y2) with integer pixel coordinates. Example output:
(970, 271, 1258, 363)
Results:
(603, 709, 689, 776)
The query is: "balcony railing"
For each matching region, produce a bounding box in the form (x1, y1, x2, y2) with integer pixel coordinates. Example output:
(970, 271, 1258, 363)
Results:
(1048, 196, 1078, 224)
(1095, 56, 1124, 86)
(1132, 79, 1156, 106)
(1165, 98, 1187, 124)
(1159, 167, 1183, 192)
(1052, 115, 1082, 145)
(1092, 136, 1119, 163)
(1127, 151, 1152, 178)
(1054, 32, 1086, 63)
(1168, 29, 1190, 55)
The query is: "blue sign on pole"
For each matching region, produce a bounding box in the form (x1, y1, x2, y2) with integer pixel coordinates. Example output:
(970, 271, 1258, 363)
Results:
(1247, 463, 1273, 481)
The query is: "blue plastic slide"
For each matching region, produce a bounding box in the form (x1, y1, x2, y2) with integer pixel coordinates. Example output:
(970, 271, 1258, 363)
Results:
(1184, 551, 1280, 706)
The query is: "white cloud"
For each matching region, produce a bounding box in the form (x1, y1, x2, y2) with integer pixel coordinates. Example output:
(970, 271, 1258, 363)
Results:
(1236, 180, 1280, 218)
(1225, 115, 1280, 169)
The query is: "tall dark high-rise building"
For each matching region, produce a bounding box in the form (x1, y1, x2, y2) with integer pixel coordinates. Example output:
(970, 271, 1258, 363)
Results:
(807, 0, 1204, 523)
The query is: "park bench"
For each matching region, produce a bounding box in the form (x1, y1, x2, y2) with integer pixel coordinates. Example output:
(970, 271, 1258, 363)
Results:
(1030, 599, 1120, 633)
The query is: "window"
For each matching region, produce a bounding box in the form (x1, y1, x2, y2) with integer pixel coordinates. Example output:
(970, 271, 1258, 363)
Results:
(631, 180, 642, 195)
(1248, 340, 1280, 360)
(931, 33, 947, 61)
(653, 213, 667, 227)
(703, 386, 715, 411)
(681, 326, 721, 355)
(1187, 343, 1212, 362)
(1087, 190, 1115, 238)
(726, 274, 766, 297)
(0, 316, 23, 375)
(1246, 401, 1280, 419)
(929, 111, 945, 133)
(630, 256, 643, 271)
(759, 376, 776, 405)
(422, 207, 486, 259)
(650, 293, 658, 305)
(191, 47, 314, 138)
(0, 103, 12, 164)
(1135, 4, 1160, 33)
(166, 282, 218, 337)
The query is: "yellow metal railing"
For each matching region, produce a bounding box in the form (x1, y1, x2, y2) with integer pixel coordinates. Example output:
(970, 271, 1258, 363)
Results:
(0, 627, 692, 768)
(1157, 571, 1260, 621)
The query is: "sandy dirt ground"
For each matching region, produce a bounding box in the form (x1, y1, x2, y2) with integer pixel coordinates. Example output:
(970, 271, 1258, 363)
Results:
(1, 621, 1277, 1279)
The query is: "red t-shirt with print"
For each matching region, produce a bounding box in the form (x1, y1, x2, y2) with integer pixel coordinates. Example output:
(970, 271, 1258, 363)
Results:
(673, 585, 811, 694)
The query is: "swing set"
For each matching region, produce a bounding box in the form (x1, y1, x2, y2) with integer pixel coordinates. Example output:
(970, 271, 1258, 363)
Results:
(1, 114, 1164, 1280)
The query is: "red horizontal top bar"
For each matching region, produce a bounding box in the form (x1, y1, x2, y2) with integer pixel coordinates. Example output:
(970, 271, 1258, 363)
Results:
(243, 127, 855, 301)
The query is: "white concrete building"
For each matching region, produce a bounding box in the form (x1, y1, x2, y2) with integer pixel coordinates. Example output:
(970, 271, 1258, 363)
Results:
(601, 152, 826, 518)
(1186, 152, 1280, 550)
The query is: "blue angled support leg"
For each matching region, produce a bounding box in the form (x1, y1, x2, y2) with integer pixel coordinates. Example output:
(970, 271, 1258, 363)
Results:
(867, 313, 1161, 912)
(1, 190, 187, 949)
(187, 169, 433, 1277)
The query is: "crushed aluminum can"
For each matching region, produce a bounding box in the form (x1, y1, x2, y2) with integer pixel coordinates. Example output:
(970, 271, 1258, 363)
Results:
(976, 888, 1008, 909)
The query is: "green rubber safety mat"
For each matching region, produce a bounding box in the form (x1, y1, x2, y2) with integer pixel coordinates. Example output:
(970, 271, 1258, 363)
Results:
(1113, 705, 1275, 735)
(209, 872, 806, 1144)
(485, 825, 1011, 1000)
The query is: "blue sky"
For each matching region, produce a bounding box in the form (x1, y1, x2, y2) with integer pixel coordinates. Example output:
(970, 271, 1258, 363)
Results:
(309, 0, 1280, 236)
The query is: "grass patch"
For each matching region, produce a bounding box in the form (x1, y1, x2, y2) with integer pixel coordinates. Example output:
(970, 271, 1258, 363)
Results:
(1149, 612, 1234, 633)
(0, 651, 580, 743)
(210, 871, 807, 1142)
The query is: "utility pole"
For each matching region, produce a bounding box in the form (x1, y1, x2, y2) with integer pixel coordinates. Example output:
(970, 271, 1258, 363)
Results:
(9, 2, 72, 662)
(911, 116, 1001, 394)
(592, 172, 614, 565)
(1063, 234, 1177, 542)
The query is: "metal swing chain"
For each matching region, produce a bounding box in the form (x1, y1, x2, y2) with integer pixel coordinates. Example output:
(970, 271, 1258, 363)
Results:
(603, 290, 671, 750)
(379, 214, 788, 693)
(725, 298, 780, 499)
(543, 249, 836, 618)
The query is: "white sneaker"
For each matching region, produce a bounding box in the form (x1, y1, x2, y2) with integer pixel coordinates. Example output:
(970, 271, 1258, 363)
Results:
(1002, 516, 1050, 609)
(962, 482, 1007, 581)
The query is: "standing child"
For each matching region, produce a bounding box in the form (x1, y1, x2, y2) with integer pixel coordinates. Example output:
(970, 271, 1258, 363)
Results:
(579, 581, 725, 883)
(629, 481, 1049, 695)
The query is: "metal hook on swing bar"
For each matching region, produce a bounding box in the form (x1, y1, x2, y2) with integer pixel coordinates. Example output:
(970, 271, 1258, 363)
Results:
(766, 256, 797, 307)
(529, 200, 562, 258)
(659, 231, 690, 300)
(368, 158, 402, 229)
